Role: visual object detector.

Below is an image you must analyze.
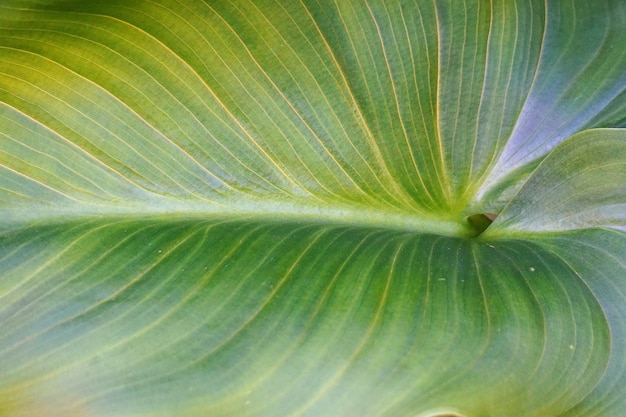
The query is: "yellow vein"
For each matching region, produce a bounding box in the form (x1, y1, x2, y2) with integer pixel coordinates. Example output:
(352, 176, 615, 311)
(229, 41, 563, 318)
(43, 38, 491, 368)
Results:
(449, 0, 470, 186)
(0, 92, 159, 198)
(469, 241, 493, 368)
(270, 2, 410, 205)
(148, 0, 341, 200)
(282, 1, 402, 199)
(75, 225, 331, 400)
(224, 229, 375, 412)
(210, 0, 364, 201)
(299, 0, 420, 211)
(398, 1, 448, 197)
(6, 15, 300, 198)
(0, 62, 202, 198)
(357, 236, 433, 417)
(468, 0, 494, 183)
(250, 2, 376, 182)
(512, 242, 587, 401)
(0, 128, 118, 200)
(339, 0, 425, 198)
(289, 237, 397, 417)
(0, 162, 85, 204)
(0, 221, 199, 388)
(478, 0, 520, 179)
(0, 222, 117, 330)
(106, 4, 310, 197)
(470, 0, 545, 201)
(0, 221, 154, 346)
(431, 0, 452, 199)
(27, 21, 290, 196)
(332, 0, 435, 208)
(66, 222, 264, 376)
(11, 220, 260, 398)
(366, 1, 437, 206)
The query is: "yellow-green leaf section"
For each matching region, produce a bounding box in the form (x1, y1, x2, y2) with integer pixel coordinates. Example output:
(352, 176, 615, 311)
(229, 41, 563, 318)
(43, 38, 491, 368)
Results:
(1, 1, 625, 416)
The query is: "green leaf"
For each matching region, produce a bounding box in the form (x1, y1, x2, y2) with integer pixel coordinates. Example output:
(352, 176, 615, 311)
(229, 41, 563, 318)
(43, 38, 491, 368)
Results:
(487, 129, 626, 235)
(0, 1, 625, 417)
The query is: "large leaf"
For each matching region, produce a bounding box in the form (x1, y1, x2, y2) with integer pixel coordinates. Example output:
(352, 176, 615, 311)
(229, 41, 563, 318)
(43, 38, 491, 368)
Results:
(1, 1, 625, 416)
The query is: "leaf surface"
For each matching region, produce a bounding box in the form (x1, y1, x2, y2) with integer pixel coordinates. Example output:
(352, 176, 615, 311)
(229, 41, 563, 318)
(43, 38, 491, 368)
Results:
(0, 1, 625, 416)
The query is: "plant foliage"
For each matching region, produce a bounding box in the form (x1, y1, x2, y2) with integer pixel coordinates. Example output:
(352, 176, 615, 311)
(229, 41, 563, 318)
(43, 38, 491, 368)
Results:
(0, 0, 625, 416)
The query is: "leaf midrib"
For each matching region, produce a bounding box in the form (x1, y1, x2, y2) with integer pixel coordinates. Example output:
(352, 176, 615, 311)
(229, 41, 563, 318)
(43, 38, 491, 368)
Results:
(1, 197, 476, 237)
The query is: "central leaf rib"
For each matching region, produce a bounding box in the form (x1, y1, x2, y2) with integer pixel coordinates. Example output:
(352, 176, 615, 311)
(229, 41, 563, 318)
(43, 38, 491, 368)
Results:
(1, 197, 479, 238)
